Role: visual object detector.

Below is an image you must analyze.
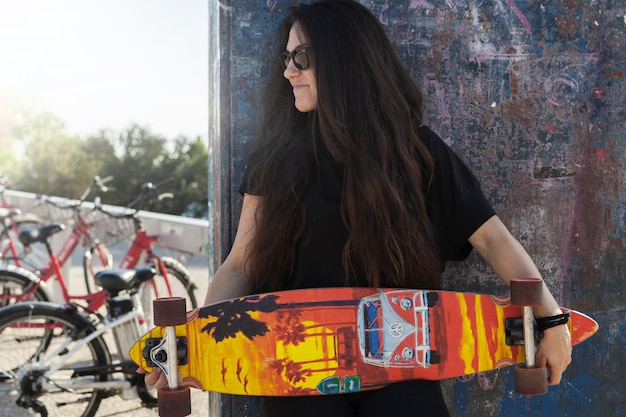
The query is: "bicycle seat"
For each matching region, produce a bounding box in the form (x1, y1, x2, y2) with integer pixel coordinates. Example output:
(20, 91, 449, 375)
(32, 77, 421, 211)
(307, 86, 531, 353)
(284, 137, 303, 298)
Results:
(94, 267, 157, 293)
(0, 207, 21, 221)
(18, 223, 65, 246)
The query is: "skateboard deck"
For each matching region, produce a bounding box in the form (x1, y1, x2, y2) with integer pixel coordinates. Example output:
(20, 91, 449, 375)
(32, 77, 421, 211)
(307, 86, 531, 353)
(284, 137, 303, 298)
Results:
(130, 287, 598, 396)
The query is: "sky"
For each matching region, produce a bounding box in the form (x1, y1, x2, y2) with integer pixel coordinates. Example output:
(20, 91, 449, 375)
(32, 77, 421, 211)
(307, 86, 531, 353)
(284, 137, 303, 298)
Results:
(0, 0, 208, 142)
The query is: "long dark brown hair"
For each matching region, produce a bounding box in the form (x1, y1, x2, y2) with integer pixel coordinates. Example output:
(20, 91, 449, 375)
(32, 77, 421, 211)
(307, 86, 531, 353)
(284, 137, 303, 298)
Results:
(245, 0, 441, 291)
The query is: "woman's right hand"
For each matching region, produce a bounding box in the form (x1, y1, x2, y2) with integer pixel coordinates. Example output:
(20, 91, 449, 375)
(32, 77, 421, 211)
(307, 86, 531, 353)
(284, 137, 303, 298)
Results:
(137, 367, 182, 390)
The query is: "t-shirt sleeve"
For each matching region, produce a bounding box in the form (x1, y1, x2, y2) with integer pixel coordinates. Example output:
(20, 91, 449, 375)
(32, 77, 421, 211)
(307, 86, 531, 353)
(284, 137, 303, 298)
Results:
(419, 126, 496, 265)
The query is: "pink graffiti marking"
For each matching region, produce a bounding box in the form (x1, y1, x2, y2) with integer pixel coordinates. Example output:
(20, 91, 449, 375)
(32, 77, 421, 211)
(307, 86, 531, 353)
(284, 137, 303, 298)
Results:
(505, 0, 533, 36)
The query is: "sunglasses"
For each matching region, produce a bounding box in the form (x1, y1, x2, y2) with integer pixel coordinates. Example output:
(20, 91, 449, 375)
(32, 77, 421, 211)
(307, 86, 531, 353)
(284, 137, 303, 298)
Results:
(281, 46, 311, 70)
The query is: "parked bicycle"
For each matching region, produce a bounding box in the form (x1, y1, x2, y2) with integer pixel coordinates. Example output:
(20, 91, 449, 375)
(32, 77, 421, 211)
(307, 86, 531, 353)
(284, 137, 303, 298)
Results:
(0, 177, 198, 315)
(0, 178, 201, 415)
(0, 174, 45, 268)
(0, 176, 117, 306)
(0, 267, 163, 416)
(82, 178, 199, 317)
(0, 207, 36, 267)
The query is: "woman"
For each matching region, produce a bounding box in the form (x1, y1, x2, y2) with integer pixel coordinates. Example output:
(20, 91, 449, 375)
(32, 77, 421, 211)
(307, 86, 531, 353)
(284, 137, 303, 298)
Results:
(145, 1, 572, 415)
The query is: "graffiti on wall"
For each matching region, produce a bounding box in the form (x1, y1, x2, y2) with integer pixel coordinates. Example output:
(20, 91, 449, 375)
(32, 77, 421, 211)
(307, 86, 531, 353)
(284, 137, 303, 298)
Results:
(216, 1, 626, 416)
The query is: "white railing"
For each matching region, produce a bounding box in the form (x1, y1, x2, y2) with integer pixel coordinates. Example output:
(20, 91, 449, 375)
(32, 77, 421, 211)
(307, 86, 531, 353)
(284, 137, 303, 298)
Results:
(2, 189, 210, 258)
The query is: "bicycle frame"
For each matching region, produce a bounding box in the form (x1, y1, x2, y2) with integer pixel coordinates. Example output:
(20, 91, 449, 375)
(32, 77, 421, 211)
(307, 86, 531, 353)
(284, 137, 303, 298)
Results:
(9, 215, 178, 311)
(0, 213, 24, 267)
(54, 215, 109, 271)
(4, 176, 189, 310)
(21, 215, 112, 311)
(0, 207, 45, 269)
(0, 177, 42, 268)
(117, 224, 175, 298)
(26, 293, 148, 393)
(43, 252, 110, 311)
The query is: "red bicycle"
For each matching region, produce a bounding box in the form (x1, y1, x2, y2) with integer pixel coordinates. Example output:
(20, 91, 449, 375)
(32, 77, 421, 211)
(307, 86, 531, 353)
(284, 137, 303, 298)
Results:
(0, 178, 197, 318)
(0, 207, 33, 267)
(0, 174, 45, 268)
(83, 178, 199, 316)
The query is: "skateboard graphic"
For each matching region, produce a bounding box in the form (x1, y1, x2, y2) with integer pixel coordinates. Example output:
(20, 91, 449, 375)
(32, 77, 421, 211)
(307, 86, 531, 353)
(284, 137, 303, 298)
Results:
(130, 281, 598, 416)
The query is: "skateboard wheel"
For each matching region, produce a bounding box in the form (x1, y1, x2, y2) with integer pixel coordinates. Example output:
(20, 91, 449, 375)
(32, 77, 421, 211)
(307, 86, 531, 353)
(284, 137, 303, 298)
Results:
(158, 387, 191, 417)
(154, 297, 187, 326)
(510, 278, 543, 306)
(514, 365, 548, 396)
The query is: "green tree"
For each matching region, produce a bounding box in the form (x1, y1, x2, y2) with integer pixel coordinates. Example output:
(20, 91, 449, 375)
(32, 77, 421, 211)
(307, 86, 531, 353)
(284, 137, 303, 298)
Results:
(95, 124, 171, 206)
(0, 92, 29, 185)
(93, 124, 208, 217)
(18, 112, 103, 198)
(165, 136, 209, 217)
(10, 114, 208, 218)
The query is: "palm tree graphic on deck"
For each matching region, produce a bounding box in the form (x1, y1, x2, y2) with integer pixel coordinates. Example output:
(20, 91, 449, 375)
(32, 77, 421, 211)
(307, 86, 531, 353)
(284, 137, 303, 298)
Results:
(198, 293, 359, 394)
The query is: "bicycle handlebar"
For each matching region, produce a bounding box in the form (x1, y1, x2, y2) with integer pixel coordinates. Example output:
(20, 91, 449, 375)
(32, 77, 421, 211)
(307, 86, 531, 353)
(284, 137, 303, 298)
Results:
(90, 177, 176, 221)
(126, 177, 175, 209)
(78, 175, 114, 202)
(24, 175, 175, 223)
(139, 177, 175, 193)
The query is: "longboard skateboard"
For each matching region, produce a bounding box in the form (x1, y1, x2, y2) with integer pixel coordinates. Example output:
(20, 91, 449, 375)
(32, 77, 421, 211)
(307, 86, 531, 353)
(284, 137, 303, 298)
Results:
(130, 284, 598, 415)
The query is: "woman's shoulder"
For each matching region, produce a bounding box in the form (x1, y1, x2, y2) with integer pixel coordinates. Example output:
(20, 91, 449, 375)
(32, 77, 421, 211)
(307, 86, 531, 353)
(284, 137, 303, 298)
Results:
(416, 125, 450, 154)
(416, 125, 472, 172)
(417, 125, 441, 144)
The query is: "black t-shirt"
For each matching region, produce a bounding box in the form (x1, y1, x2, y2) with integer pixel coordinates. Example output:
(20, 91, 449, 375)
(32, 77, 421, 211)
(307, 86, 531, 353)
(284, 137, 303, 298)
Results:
(240, 126, 496, 289)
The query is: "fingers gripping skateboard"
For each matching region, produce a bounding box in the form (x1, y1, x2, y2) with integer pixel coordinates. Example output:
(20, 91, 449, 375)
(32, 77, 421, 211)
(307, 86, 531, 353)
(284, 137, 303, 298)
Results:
(152, 297, 191, 417)
(509, 279, 548, 396)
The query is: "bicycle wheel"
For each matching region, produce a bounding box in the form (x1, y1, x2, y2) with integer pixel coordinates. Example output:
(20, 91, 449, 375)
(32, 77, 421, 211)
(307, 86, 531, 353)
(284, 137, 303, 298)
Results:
(82, 242, 114, 294)
(139, 256, 198, 328)
(0, 267, 52, 307)
(0, 302, 111, 417)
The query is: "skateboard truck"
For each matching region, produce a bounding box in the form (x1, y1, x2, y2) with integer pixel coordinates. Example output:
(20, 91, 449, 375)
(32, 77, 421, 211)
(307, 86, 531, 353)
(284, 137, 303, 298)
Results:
(142, 337, 188, 368)
(504, 318, 542, 346)
(151, 297, 192, 417)
(509, 278, 548, 396)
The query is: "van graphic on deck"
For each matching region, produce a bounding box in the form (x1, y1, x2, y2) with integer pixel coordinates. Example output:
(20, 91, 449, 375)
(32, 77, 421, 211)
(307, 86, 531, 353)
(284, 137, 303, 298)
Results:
(357, 289, 433, 368)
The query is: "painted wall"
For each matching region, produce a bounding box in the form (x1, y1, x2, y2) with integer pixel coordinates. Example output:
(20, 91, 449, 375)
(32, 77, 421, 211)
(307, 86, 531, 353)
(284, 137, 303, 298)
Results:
(209, 1, 625, 416)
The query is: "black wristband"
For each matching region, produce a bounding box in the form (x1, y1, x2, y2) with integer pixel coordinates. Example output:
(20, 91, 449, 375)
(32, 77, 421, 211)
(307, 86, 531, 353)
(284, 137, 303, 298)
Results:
(536, 312, 570, 331)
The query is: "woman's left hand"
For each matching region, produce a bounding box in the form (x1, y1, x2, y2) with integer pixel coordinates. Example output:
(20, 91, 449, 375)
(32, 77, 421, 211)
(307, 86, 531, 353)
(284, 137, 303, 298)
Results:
(534, 324, 572, 385)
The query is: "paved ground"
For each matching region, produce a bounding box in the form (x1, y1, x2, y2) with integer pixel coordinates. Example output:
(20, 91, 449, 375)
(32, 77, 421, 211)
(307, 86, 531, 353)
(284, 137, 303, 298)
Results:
(97, 389, 210, 417)
(0, 261, 213, 417)
(0, 385, 211, 417)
